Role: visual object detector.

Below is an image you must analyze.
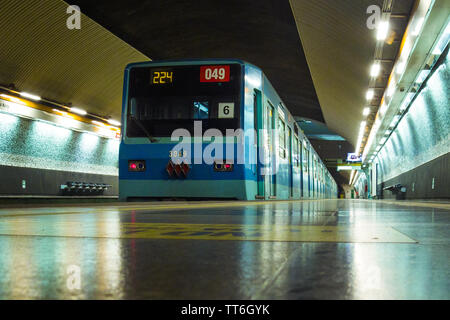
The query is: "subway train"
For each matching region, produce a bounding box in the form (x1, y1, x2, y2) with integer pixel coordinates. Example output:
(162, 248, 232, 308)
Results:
(118, 59, 337, 201)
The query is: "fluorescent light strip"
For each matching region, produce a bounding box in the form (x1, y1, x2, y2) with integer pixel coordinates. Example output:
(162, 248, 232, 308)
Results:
(92, 120, 106, 127)
(20, 92, 41, 101)
(70, 107, 87, 115)
(377, 21, 390, 41)
(396, 61, 406, 75)
(379, 103, 387, 115)
(0, 94, 25, 105)
(386, 83, 396, 97)
(412, 17, 425, 36)
(107, 119, 121, 126)
(415, 69, 430, 84)
(370, 63, 381, 77)
(432, 21, 450, 55)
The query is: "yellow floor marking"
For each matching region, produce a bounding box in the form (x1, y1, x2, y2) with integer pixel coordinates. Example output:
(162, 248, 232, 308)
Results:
(0, 199, 328, 218)
(0, 221, 417, 243)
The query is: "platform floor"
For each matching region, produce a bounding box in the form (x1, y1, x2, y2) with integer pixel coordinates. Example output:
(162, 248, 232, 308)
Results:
(0, 199, 448, 299)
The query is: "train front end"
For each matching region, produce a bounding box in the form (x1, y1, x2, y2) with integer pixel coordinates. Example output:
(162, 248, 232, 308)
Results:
(119, 60, 254, 201)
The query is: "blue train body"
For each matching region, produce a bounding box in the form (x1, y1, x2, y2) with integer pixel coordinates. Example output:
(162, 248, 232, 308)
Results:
(119, 59, 337, 200)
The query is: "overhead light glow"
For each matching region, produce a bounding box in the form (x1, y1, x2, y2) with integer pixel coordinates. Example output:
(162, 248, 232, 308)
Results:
(245, 75, 262, 87)
(377, 21, 390, 41)
(432, 21, 450, 55)
(366, 89, 374, 100)
(337, 166, 354, 171)
(70, 107, 87, 115)
(412, 17, 425, 36)
(370, 63, 381, 77)
(396, 61, 406, 75)
(96, 127, 116, 139)
(379, 103, 387, 115)
(92, 120, 106, 127)
(360, 121, 367, 128)
(386, 83, 396, 97)
(349, 170, 355, 185)
(389, 115, 401, 128)
(20, 92, 41, 101)
(415, 69, 430, 84)
(56, 117, 78, 129)
(107, 119, 121, 126)
(53, 108, 68, 116)
(400, 92, 415, 111)
(363, 107, 371, 116)
(0, 94, 25, 105)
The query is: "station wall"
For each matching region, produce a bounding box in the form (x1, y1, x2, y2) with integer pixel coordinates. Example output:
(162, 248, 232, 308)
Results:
(0, 112, 119, 196)
(374, 50, 449, 200)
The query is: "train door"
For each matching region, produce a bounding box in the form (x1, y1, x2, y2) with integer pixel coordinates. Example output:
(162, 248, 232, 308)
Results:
(312, 154, 315, 198)
(314, 158, 317, 199)
(265, 102, 276, 198)
(288, 127, 293, 198)
(303, 144, 309, 199)
(254, 90, 264, 198)
(299, 140, 303, 198)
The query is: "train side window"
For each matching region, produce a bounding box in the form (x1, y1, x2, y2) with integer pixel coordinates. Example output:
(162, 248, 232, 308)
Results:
(278, 117, 286, 158)
(314, 158, 318, 179)
(293, 137, 299, 167)
(193, 101, 209, 119)
(303, 147, 308, 172)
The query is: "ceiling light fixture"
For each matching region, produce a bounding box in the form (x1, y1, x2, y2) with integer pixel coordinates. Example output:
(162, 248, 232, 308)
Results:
(70, 107, 87, 116)
(386, 83, 396, 97)
(92, 120, 106, 127)
(20, 92, 41, 101)
(107, 119, 121, 126)
(370, 63, 381, 77)
(412, 17, 425, 36)
(366, 89, 374, 100)
(0, 94, 25, 105)
(396, 61, 406, 75)
(415, 68, 431, 84)
(377, 21, 390, 41)
(379, 103, 387, 115)
(432, 21, 450, 55)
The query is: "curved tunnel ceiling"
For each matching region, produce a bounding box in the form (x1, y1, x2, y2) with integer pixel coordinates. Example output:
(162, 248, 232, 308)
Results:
(290, 0, 415, 145)
(0, 0, 415, 152)
(0, 0, 149, 121)
(70, 0, 325, 122)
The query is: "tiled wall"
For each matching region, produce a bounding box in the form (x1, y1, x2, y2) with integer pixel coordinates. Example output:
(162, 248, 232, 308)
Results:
(374, 51, 450, 199)
(0, 112, 119, 195)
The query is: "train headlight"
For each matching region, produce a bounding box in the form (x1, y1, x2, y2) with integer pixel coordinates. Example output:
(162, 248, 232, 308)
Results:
(214, 162, 233, 172)
(128, 160, 146, 172)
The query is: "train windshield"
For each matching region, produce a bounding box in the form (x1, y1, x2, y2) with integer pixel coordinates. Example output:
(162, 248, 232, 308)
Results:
(126, 64, 242, 137)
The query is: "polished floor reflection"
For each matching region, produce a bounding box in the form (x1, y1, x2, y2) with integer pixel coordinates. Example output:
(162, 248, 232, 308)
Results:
(0, 199, 448, 299)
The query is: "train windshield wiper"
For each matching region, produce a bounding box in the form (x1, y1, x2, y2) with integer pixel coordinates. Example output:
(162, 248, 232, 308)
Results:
(131, 116, 158, 143)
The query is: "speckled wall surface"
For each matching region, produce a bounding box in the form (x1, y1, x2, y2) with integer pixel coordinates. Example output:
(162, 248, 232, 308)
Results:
(0, 113, 119, 195)
(375, 50, 450, 199)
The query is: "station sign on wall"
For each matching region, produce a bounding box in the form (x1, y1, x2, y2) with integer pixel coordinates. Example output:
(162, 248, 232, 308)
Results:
(347, 153, 362, 162)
